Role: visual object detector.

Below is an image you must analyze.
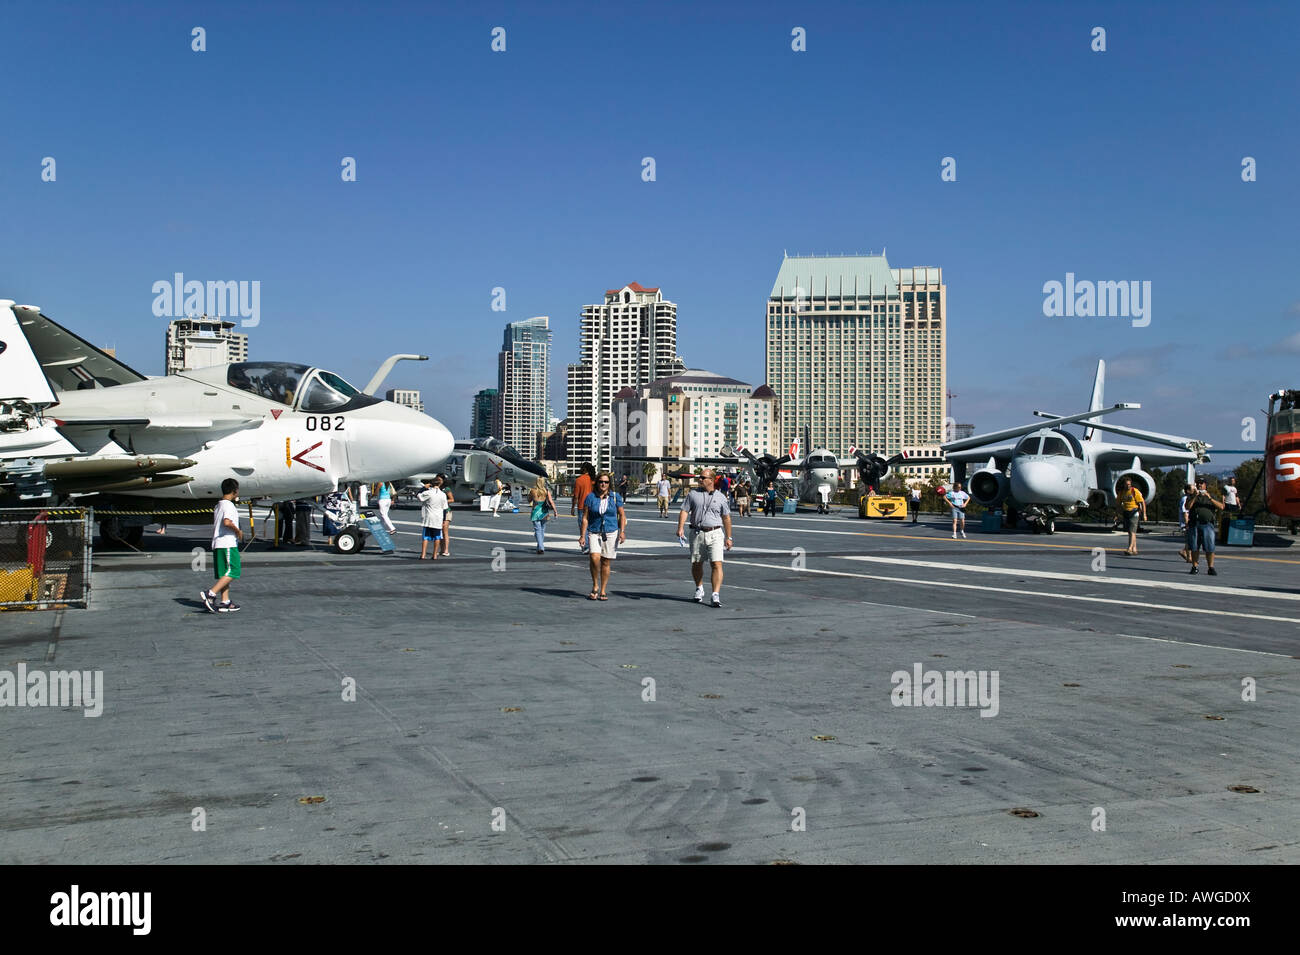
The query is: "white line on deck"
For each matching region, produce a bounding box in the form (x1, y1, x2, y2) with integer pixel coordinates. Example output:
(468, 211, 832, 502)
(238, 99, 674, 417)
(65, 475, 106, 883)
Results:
(836, 555, 1300, 603)
(726, 560, 1300, 626)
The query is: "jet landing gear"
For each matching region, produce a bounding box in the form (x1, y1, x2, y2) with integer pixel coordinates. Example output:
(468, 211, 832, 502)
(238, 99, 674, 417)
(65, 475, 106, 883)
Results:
(99, 518, 144, 548)
(1030, 517, 1056, 535)
(332, 525, 366, 554)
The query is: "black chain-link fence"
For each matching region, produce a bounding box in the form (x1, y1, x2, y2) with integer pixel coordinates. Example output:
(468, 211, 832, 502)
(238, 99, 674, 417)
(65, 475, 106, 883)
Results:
(0, 508, 92, 610)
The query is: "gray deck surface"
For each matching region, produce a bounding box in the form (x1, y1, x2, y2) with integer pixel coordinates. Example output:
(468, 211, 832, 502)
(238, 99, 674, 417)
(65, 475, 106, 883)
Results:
(2, 501, 1296, 864)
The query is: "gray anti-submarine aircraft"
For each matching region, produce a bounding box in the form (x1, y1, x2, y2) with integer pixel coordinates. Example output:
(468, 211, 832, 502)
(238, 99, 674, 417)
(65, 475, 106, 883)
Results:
(940, 359, 1209, 534)
(0, 300, 454, 544)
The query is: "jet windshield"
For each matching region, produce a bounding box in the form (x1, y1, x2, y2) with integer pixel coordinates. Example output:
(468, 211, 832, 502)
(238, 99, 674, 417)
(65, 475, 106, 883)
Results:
(227, 363, 310, 406)
(1041, 436, 1074, 457)
(1013, 436, 1042, 456)
(299, 369, 367, 412)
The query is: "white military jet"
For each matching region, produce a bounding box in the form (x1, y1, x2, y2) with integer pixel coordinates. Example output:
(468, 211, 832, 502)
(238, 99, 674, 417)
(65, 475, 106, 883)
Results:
(0, 301, 454, 543)
(407, 437, 548, 504)
(941, 359, 1208, 534)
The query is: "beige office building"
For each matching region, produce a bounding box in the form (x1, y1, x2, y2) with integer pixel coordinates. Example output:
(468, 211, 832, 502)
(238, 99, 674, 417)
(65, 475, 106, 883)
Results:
(765, 254, 945, 463)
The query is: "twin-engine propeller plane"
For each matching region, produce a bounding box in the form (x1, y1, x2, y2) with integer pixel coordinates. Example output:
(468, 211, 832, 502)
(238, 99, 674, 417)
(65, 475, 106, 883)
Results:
(733, 429, 909, 511)
(617, 427, 911, 513)
(940, 359, 1208, 534)
(0, 300, 454, 544)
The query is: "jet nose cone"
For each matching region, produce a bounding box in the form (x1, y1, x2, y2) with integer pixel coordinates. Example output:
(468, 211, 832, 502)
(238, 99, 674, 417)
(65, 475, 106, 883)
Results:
(423, 416, 453, 472)
(348, 404, 455, 480)
(1011, 460, 1065, 504)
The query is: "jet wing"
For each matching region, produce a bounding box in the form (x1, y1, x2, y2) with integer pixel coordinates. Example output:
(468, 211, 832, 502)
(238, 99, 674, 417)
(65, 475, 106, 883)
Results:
(617, 454, 750, 467)
(54, 414, 262, 441)
(944, 444, 1016, 469)
(1093, 444, 1199, 469)
(942, 403, 1138, 454)
(55, 416, 243, 431)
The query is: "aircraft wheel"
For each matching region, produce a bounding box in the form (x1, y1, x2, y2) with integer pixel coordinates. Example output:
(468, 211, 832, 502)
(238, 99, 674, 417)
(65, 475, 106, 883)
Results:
(124, 525, 144, 546)
(1045, 518, 1056, 535)
(334, 529, 363, 554)
(1291, 521, 1298, 536)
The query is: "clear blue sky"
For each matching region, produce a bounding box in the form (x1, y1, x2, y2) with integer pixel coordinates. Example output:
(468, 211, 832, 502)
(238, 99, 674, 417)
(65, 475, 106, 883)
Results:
(2, 0, 1295, 462)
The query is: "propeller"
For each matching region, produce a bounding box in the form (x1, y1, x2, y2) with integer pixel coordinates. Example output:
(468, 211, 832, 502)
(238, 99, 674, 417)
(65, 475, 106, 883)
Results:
(854, 451, 906, 492)
(726, 445, 791, 487)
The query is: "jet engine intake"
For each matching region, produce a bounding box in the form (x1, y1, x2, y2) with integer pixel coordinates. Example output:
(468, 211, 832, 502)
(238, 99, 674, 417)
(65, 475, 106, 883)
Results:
(969, 468, 1009, 507)
(1114, 469, 1155, 502)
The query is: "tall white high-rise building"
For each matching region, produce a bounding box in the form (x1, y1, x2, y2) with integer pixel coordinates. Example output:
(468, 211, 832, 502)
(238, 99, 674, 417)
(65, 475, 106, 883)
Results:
(566, 283, 684, 471)
(164, 316, 248, 375)
(497, 316, 551, 454)
(765, 254, 946, 468)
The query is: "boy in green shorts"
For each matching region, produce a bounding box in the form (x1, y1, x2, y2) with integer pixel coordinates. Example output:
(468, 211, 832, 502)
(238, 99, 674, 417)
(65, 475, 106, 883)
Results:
(202, 478, 244, 613)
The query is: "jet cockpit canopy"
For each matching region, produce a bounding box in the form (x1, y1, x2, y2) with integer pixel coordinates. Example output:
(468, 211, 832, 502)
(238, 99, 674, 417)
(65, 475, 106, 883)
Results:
(471, 436, 546, 477)
(223, 362, 381, 413)
(1014, 430, 1081, 458)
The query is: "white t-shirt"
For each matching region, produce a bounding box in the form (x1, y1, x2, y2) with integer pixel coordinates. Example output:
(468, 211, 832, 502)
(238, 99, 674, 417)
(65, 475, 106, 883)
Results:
(212, 499, 239, 549)
(1224, 485, 1239, 506)
(657, 479, 671, 497)
(946, 490, 970, 509)
(418, 488, 448, 526)
(910, 488, 922, 502)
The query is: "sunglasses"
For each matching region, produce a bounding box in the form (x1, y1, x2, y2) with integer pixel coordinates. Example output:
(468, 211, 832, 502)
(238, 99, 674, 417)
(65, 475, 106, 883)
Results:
(597, 480, 610, 484)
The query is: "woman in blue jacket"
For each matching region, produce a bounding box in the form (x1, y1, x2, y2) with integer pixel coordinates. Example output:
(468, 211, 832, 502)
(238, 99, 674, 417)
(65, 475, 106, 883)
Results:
(578, 471, 626, 600)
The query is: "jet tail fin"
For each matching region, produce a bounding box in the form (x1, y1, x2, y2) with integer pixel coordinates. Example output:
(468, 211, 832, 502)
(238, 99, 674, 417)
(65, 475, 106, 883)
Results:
(1, 302, 58, 407)
(1084, 359, 1105, 440)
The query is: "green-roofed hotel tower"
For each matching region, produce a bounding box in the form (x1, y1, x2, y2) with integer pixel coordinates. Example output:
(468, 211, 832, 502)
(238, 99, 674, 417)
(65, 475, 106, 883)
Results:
(766, 254, 946, 473)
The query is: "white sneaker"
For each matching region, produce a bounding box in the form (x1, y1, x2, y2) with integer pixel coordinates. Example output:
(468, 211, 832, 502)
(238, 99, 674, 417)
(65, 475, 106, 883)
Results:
(693, 586, 705, 603)
(952, 532, 957, 539)
(711, 593, 722, 608)
(960, 530, 966, 538)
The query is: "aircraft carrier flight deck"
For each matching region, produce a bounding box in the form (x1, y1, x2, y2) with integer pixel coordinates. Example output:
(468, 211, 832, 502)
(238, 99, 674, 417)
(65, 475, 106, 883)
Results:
(3, 502, 1296, 865)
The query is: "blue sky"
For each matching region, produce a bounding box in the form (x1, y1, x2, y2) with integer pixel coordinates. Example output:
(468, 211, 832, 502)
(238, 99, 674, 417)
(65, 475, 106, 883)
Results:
(1, 0, 1295, 462)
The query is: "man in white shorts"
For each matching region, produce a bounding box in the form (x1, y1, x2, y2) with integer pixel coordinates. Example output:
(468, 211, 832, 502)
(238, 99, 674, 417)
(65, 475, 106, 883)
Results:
(676, 468, 733, 608)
